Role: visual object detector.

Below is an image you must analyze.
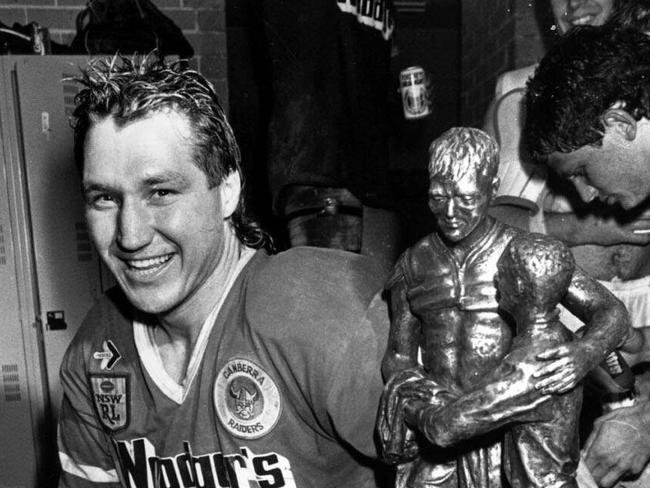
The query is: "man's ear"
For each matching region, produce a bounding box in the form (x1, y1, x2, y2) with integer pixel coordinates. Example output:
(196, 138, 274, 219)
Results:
(490, 176, 500, 198)
(602, 108, 637, 141)
(514, 276, 525, 296)
(220, 170, 241, 219)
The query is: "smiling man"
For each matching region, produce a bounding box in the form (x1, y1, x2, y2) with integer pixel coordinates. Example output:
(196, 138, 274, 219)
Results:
(57, 56, 391, 488)
(525, 25, 650, 211)
(551, 0, 616, 31)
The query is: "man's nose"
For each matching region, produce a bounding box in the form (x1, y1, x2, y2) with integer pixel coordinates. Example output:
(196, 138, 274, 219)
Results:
(445, 197, 456, 217)
(568, 0, 585, 11)
(571, 176, 599, 203)
(116, 200, 152, 251)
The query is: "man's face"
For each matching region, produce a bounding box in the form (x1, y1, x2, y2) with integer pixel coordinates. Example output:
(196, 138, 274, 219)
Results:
(546, 129, 650, 210)
(83, 111, 234, 316)
(550, 0, 614, 34)
(428, 165, 494, 243)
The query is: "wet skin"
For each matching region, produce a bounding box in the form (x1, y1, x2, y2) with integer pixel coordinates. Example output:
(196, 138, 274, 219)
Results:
(82, 111, 240, 326)
(546, 129, 650, 211)
(550, 0, 615, 34)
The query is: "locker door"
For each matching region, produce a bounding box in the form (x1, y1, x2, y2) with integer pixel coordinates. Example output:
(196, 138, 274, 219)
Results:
(10, 55, 104, 422)
(0, 56, 43, 488)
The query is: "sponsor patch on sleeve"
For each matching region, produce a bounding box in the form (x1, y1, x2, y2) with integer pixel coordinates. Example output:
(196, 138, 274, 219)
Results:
(89, 375, 129, 432)
(214, 358, 281, 439)
(92, 339, 122, 370)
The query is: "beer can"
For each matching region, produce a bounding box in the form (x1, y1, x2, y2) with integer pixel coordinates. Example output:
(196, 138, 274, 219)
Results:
(30, 23, 50, 55)
(399, 66, 430, 120)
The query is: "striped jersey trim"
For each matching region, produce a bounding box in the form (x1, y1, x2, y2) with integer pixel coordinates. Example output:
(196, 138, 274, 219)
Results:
(59, 451, 119, 483)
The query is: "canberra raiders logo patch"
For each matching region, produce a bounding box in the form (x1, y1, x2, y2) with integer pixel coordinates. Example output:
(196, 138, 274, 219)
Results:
(215, 358, 281, 439)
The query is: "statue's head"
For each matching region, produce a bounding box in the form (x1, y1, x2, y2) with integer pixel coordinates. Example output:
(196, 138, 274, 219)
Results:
(427, 127, 500, 243)
(496, 233, 575, 314)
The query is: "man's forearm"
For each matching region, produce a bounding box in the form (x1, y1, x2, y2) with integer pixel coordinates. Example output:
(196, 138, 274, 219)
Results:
(565, 268, 631, 370)
(405, 364, 549, 448)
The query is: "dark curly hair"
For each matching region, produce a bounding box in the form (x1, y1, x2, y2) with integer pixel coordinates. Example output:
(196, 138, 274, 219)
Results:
(524, 26, 650, 160)
(607, 0, 650, 31)
(72, 54, 273, 251)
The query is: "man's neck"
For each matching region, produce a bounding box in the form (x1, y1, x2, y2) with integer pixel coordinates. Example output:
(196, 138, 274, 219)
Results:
(153, 227, 246, 382)
(514, 308, 561, 336)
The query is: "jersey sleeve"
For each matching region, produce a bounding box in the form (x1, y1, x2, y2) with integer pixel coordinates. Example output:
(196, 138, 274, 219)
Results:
(324, 292, 389, 459)
(58, 337, 121, 487)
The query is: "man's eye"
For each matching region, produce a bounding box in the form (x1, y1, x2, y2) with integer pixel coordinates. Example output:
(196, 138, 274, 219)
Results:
(459, 196, 476, 205)
(569, 167, 586, 179)
(150, 189, 177, 202)
(88, 194, 117, 208)
(154, 189, 171, 197)
(569, 174, 586, 186)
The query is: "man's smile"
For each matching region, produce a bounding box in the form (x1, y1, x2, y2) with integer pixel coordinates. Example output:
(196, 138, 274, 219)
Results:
(568, 14, 595, 26)
(122, 253, 174, 276)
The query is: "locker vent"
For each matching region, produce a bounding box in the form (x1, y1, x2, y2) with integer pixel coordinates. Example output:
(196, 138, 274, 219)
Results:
(75, 222, 93, 262)
(0, 224, 6, 265)
(2, 364, 21, 402)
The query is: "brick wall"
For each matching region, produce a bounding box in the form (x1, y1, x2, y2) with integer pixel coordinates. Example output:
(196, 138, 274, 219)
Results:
(0, 0, 228, 104)
(460, 0, 515, 126)
(513, 1, 555, 67)
(460, 0, 552, 127)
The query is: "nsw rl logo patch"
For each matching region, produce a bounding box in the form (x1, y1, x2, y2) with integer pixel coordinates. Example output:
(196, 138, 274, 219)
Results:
(90, 375, 129, 431)
(215, 358, 281, 439)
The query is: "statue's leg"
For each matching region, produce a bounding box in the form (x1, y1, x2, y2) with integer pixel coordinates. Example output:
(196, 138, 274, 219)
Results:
(403, 456, 457, 488)
(504, 387, 582, 488)
(458, 442, 502, 488)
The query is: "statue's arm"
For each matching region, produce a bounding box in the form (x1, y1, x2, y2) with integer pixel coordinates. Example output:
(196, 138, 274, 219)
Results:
(529, 267, 636, 395)
(381, 278, 421, 381)
(564, 266, 631, 358)
(403, 359, 548, 448)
